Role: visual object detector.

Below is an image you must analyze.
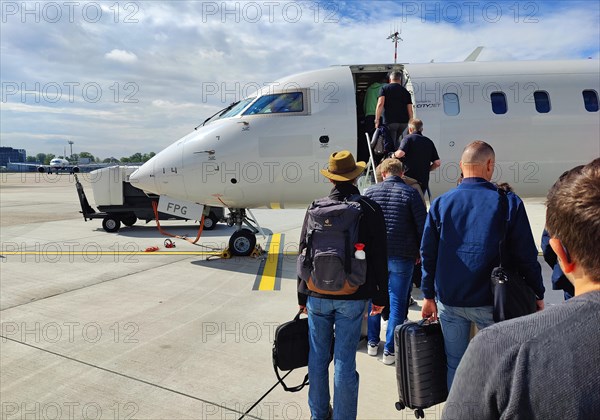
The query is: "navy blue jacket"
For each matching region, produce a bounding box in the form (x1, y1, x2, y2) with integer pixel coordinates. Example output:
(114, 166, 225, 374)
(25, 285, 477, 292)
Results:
(365, 176, 426, 259)
(421, 178, 544, 307)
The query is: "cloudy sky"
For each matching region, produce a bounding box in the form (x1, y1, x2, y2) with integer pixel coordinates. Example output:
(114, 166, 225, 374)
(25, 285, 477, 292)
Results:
(1, 0, 599, 160)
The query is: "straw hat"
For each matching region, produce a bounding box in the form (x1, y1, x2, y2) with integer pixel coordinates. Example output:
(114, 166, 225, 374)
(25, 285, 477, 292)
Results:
(320, 151, 367, 182)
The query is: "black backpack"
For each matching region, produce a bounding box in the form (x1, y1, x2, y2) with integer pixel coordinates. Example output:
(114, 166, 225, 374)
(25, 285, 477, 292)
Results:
(297, 195, 367, 295)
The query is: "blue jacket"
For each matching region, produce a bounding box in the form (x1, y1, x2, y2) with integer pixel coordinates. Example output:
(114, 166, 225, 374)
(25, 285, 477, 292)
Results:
(365, 176, 426, 259)
(541, 229, 574, 298)
(421, 178, 544, 307)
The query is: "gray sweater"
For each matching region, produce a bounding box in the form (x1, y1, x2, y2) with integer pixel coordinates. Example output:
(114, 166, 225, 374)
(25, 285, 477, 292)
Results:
(442, 290, 600, 420)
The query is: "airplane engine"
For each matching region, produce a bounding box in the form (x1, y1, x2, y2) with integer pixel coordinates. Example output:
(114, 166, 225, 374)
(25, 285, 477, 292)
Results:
(72, 166, 80, 173)
(37, 166, 45, 173)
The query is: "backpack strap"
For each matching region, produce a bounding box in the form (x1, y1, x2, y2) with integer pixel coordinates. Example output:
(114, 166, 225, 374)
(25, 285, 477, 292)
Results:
(347, 193, 362, 204)
(344, 229, 351, 274)
(345, 194, 364, 272)
(304, 229, 314, 268)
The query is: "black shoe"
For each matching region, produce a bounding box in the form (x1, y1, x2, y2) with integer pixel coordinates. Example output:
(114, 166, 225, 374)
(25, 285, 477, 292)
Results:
(409, 297, 416, 306)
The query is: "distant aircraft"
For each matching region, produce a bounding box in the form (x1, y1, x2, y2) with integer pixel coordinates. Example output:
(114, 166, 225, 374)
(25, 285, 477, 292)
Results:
(12, 158, 110, 174)
(39, 158, 79, 174)
(129, 56, 600, 255)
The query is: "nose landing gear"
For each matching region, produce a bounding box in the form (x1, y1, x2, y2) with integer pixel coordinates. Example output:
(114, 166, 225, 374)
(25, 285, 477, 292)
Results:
(225, 208, 265, 256)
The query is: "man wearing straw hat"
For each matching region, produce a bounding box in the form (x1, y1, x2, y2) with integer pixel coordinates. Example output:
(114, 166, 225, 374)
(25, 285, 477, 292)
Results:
(298, 151, 389, 420)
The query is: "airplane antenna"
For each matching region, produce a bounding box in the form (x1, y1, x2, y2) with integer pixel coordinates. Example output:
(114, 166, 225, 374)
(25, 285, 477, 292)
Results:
(387, 26, 403, 64)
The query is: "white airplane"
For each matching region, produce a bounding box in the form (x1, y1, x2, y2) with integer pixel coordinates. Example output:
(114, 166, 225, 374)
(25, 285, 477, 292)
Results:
(129, 58, 600, 255)
(39, 158, 80, 174)
(13, 158, 111, 174)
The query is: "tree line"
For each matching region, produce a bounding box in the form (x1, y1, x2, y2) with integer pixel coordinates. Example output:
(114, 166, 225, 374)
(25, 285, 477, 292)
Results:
(26, 152, 156, 165)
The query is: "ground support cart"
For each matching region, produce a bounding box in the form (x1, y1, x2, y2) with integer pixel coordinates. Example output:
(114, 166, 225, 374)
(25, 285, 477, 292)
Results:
(75, 166, 223, 233)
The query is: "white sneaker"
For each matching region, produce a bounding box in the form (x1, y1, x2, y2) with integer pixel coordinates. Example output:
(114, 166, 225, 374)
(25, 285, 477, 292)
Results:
(367, 343, 378, 356)
(382, 351, 395, 365)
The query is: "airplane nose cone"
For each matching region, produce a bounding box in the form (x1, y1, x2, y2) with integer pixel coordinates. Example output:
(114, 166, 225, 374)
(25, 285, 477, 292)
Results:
(129, 160, 158, 194)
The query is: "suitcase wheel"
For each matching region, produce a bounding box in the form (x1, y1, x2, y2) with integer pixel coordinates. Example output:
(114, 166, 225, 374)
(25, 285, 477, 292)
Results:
(414, 408, 425, 419)
(395, 401, 405, 411)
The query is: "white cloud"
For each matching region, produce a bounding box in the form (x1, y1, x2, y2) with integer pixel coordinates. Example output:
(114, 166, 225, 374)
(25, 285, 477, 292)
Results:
(104, 49, 138, 64)
(1, 1, 598, 158)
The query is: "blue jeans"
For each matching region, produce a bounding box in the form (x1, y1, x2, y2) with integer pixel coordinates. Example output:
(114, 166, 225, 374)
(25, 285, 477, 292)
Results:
(307, 296, 365, 420)
(367, 257, 414, 354)
(437, 301, 494, 390)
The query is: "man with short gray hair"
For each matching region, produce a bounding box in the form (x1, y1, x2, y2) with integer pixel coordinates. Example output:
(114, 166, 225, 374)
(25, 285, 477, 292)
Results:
(393, 118, 441, 196)
(375, 71, 413, 148)
(420, 140, 545, 390)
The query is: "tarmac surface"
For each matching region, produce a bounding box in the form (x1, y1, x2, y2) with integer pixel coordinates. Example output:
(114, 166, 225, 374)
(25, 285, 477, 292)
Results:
(0, 172, 563, 420)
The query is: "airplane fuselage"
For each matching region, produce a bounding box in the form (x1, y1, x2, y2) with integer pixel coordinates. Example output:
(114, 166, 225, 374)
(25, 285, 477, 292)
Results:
(130, 60, 600, 209)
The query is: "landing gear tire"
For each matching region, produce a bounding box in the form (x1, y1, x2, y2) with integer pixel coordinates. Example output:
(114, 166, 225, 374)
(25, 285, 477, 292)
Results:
(121, 213, 137, 227)
(202, 213, 219, 231)
(229, 229, 256, 256)
(102, 216, 121, 233)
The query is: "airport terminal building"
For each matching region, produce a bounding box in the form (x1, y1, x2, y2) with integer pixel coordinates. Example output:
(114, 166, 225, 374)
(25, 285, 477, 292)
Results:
(0, 147, 26, 167)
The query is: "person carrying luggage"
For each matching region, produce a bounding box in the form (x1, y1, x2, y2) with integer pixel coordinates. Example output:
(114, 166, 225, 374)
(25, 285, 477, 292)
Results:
(443, 158, 600, 419)
(420, 141, 544, 390)
(297, 150, 389, 420)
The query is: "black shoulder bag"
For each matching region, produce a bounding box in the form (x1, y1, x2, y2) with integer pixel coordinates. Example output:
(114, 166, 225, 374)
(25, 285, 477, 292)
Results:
(272, 309, 310, 392)
(491, 189, 537, 322)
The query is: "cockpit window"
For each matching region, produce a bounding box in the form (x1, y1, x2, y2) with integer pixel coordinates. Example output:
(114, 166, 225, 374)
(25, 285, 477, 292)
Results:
(203, 98, 254, 125)
(220, 98, 254, 118)
(243, 92, 304, 115)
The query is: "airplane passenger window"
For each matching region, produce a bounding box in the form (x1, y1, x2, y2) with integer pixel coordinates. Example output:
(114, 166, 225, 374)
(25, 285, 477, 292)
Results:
(243, 92, 304, 115)
(443, 93, 460, 116)
(582, 90, 599, 112)
(534, 91, 551, 113)
(491, 92, 507, 114)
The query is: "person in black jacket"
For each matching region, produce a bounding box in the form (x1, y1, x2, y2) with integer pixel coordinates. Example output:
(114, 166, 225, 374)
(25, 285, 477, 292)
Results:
(364, 158, 426, 364)
(297, 151, 388, 420)
(392, 118, 441, 197)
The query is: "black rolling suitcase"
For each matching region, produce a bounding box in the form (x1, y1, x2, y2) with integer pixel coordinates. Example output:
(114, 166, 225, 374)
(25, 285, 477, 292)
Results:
(394, 320, 448, 419)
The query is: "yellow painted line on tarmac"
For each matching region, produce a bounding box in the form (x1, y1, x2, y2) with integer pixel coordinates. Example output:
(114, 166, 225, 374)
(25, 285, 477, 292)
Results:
(0, 251, 219, 256)
(254, 234, 283, 291)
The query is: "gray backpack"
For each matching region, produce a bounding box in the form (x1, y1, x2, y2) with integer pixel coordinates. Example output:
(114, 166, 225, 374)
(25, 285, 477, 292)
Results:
(297, 195, 368, 295)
